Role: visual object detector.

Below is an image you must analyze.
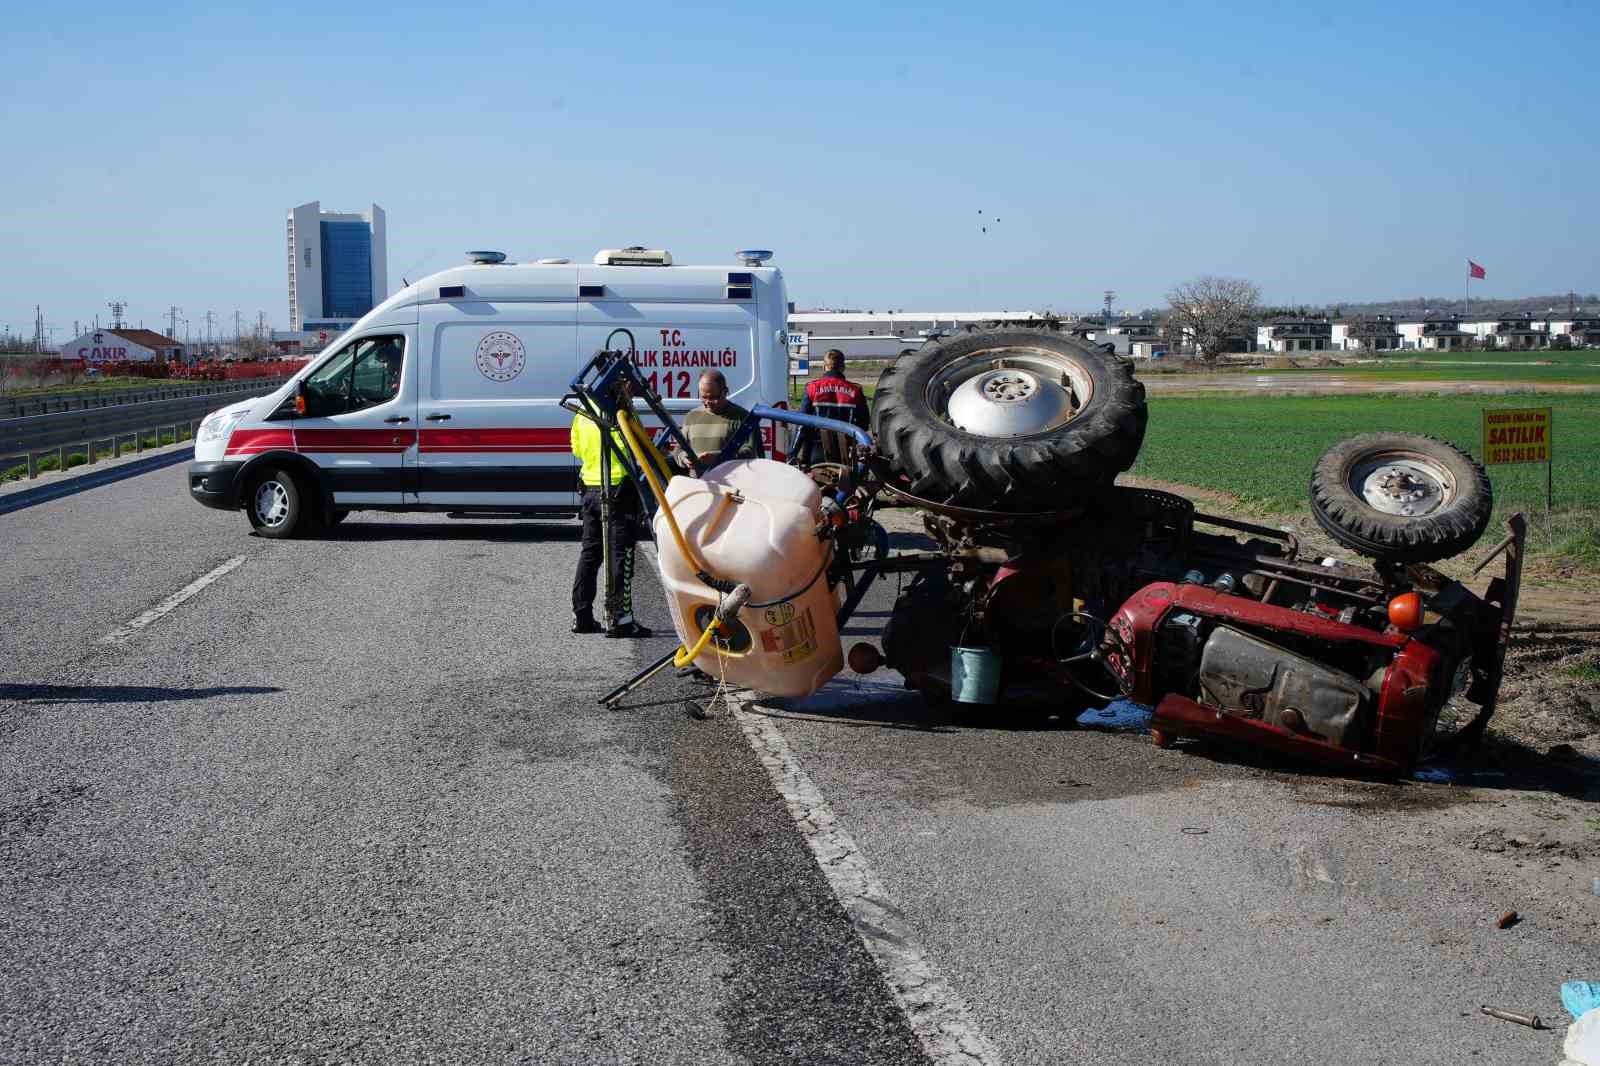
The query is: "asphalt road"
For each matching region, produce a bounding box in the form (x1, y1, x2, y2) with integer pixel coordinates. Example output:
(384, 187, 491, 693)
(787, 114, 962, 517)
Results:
(3, 466, 1598, 1065)
(0, 467, 922, 1065)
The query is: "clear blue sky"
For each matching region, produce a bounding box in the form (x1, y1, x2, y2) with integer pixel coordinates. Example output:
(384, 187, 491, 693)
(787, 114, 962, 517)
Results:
(4, 0, 1596, 340)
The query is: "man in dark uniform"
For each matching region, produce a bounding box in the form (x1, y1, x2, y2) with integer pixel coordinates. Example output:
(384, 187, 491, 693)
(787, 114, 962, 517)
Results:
(570, 413, 652, 638)
(790, 349, 871, 467)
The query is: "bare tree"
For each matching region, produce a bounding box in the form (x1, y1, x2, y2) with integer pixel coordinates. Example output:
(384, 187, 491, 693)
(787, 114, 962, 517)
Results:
(1166, 276, 1261, 362)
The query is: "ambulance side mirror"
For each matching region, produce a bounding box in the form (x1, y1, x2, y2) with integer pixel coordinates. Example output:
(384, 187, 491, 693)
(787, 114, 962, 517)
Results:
(294, 380, 307, 416)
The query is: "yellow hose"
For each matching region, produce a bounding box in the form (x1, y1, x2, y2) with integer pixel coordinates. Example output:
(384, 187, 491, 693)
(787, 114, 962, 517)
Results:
(613, 407, 727, 669)
(616, 409, 715, 577)
(673, 619, 722, 668)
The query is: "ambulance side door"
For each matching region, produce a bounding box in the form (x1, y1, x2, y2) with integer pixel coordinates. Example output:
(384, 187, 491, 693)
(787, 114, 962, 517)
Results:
(292, 328, 418, 506)
(414, 293, 578, 511)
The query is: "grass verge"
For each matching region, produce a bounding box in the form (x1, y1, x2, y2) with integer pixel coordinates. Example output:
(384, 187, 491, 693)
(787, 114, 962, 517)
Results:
(0, 429, 192, 485)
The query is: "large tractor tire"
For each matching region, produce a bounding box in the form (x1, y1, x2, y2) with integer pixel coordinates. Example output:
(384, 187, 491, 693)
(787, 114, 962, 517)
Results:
(873, 329, 1147, 511)
(1309, 433, 1492, 563)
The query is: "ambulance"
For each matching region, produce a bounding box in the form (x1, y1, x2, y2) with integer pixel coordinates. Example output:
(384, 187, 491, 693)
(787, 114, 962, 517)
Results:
(187, 248, 791, 537)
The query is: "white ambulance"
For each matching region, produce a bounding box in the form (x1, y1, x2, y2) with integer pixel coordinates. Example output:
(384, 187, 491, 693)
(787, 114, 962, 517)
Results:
(188, 248, 791, 537)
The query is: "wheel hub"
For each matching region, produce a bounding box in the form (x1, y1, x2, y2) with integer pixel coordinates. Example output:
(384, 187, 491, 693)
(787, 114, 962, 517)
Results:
(1356, 459, 1448, 517)
(255, 481, 289, 527)
(946, 368, 1074, 437)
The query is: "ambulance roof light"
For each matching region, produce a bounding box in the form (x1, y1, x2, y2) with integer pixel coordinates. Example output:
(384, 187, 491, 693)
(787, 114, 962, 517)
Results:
(467, 250, 507, 264)
(594, 247, 673, 266)
(737, 249, 774, 266)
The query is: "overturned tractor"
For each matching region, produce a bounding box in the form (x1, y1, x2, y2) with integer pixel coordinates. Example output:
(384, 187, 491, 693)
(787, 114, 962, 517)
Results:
(575, 329, 1521, 777)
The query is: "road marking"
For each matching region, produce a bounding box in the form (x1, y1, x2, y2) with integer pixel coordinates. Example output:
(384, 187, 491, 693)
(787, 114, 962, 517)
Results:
(101, 555, 247, 644)
(732, 700, 1004, 1066)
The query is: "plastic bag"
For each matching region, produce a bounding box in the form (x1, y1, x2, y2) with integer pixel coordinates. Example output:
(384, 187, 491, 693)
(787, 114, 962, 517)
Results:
(1564, 1007, 1600, 1066)
(1566, 982, 1600, 1022)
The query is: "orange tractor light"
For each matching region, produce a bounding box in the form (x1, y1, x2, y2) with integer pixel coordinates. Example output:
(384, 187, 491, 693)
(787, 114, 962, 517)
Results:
(1387, 591, 1422, 631)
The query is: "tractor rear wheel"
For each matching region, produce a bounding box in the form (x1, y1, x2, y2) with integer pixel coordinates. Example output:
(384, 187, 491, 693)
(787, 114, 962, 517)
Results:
(873, 329, 1147, 511)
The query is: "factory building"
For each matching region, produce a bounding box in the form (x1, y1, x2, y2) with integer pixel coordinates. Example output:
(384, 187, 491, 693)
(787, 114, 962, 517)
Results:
(58, 328, 184, 364)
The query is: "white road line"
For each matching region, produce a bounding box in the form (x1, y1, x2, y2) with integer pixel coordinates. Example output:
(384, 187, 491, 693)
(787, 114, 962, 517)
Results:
(732, 700, 1004, 1066)
(100, 555, 247, 645)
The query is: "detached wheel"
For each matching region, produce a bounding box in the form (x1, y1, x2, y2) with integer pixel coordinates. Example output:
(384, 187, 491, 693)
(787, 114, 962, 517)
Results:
(1309, 433, 1492, 563)
(874, 329, 1146, 511)
(246, 468, 309, 539)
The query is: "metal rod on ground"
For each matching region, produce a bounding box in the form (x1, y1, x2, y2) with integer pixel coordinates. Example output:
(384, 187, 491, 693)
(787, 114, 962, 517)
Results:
(599, 648, 680, 708)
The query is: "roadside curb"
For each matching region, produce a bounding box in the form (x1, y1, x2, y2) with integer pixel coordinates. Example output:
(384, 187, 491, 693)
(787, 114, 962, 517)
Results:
(0, 441, 194, 515)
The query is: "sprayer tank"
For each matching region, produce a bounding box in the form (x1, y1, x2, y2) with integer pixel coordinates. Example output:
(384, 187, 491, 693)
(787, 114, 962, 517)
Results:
(652, 459, 844, 698)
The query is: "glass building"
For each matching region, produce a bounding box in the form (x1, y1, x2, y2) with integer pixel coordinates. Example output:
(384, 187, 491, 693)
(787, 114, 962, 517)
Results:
(286, 202, 387, 331)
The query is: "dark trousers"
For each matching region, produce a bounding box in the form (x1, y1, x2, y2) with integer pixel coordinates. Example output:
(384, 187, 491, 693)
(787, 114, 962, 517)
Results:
(572, 483, 639, 625)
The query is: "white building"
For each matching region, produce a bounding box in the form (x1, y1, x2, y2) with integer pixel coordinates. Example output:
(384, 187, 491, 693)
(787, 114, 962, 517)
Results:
(1255, 317, 1333, 353)
(1330, 316, 1402, 352)
(286, 201, 387, 332)
(786, 309, 1068, 360)
(1397, 313, 1472, 351)
(1549, 314, 1600, 346)
(58, 328, 184, 364)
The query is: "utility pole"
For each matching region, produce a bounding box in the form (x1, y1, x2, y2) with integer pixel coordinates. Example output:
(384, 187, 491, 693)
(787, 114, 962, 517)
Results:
(256, 311, 267, 338)
(233, 309, 242, 345)
(108, 301, 128, 329)
(203, 310, 217, 354)
(1103, 290, 1117, 329)
(34, 305, 45, 353)
(166, 305, 182, 338)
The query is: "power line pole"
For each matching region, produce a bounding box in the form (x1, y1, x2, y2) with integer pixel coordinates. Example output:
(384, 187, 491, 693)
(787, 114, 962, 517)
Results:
(203, 310, 217, 353)
(256, 311, 267, 338)
(166, 306, 182, 338)
(233, 309, 242, 344)
(108, 301, 128, 329)
(34, 305, 45, 353)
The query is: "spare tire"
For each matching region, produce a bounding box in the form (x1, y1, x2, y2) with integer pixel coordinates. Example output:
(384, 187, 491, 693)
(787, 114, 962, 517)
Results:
(1309, 433, 1492, 563)
(873, 329, 1147, 510)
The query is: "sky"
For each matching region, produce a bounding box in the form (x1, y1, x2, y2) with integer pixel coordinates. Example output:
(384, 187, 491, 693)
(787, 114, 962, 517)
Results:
(3, 0, 1597, 341)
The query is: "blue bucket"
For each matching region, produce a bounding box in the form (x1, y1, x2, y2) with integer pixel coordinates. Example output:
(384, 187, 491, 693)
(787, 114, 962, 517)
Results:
(950, 645, 1001, 704)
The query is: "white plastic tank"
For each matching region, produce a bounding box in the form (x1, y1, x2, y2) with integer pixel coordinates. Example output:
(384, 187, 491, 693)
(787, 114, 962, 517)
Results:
(653, 459, 844, 698)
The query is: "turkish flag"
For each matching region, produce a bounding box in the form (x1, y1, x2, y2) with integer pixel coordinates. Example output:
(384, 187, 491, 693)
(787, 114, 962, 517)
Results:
(1468, 260, 1486, 279)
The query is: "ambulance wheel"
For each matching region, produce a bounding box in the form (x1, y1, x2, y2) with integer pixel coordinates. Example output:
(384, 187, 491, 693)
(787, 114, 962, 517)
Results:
(1309, 433, 1492, 563)
(873, 328, 1147, 511)
(246, 468, 309, 539)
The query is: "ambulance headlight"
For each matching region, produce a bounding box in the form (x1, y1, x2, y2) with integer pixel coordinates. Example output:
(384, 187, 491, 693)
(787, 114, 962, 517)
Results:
(198, 410, 246, 444)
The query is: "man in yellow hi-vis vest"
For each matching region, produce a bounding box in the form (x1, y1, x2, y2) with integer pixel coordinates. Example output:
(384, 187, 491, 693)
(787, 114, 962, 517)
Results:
(570, 414, 652, 638)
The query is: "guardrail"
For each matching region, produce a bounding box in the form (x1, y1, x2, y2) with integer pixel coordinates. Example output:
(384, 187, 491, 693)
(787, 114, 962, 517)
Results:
(0, 380, 282, 420)
(0, 391, 273, 482)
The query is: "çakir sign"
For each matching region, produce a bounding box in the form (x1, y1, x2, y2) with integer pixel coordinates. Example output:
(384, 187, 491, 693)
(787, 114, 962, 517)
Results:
(1481, 407, 1552, 465)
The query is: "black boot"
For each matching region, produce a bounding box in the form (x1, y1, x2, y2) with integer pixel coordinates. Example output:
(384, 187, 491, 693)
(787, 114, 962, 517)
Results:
(572, 613, 603, 634)
(606, 621, 654, 639)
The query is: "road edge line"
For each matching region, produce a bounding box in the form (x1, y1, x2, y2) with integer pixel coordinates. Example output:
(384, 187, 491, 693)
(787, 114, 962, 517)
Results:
(101, 554, 248, 644)
(732, 700, 1004, 1066)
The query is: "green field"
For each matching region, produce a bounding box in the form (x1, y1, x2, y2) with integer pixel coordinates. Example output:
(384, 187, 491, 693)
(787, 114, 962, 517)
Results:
(1130, 392, 1598, 567)
(1259, 349, 1600, 385)
(1132, 392, 1595, 511)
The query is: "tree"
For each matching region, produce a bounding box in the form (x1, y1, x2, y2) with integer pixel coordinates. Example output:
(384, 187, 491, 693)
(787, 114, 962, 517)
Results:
(1166, 276, 1261, 362)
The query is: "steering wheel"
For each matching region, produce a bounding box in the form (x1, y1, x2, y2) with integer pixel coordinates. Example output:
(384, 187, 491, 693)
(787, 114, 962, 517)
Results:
(1050, 611, 1130, 703)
